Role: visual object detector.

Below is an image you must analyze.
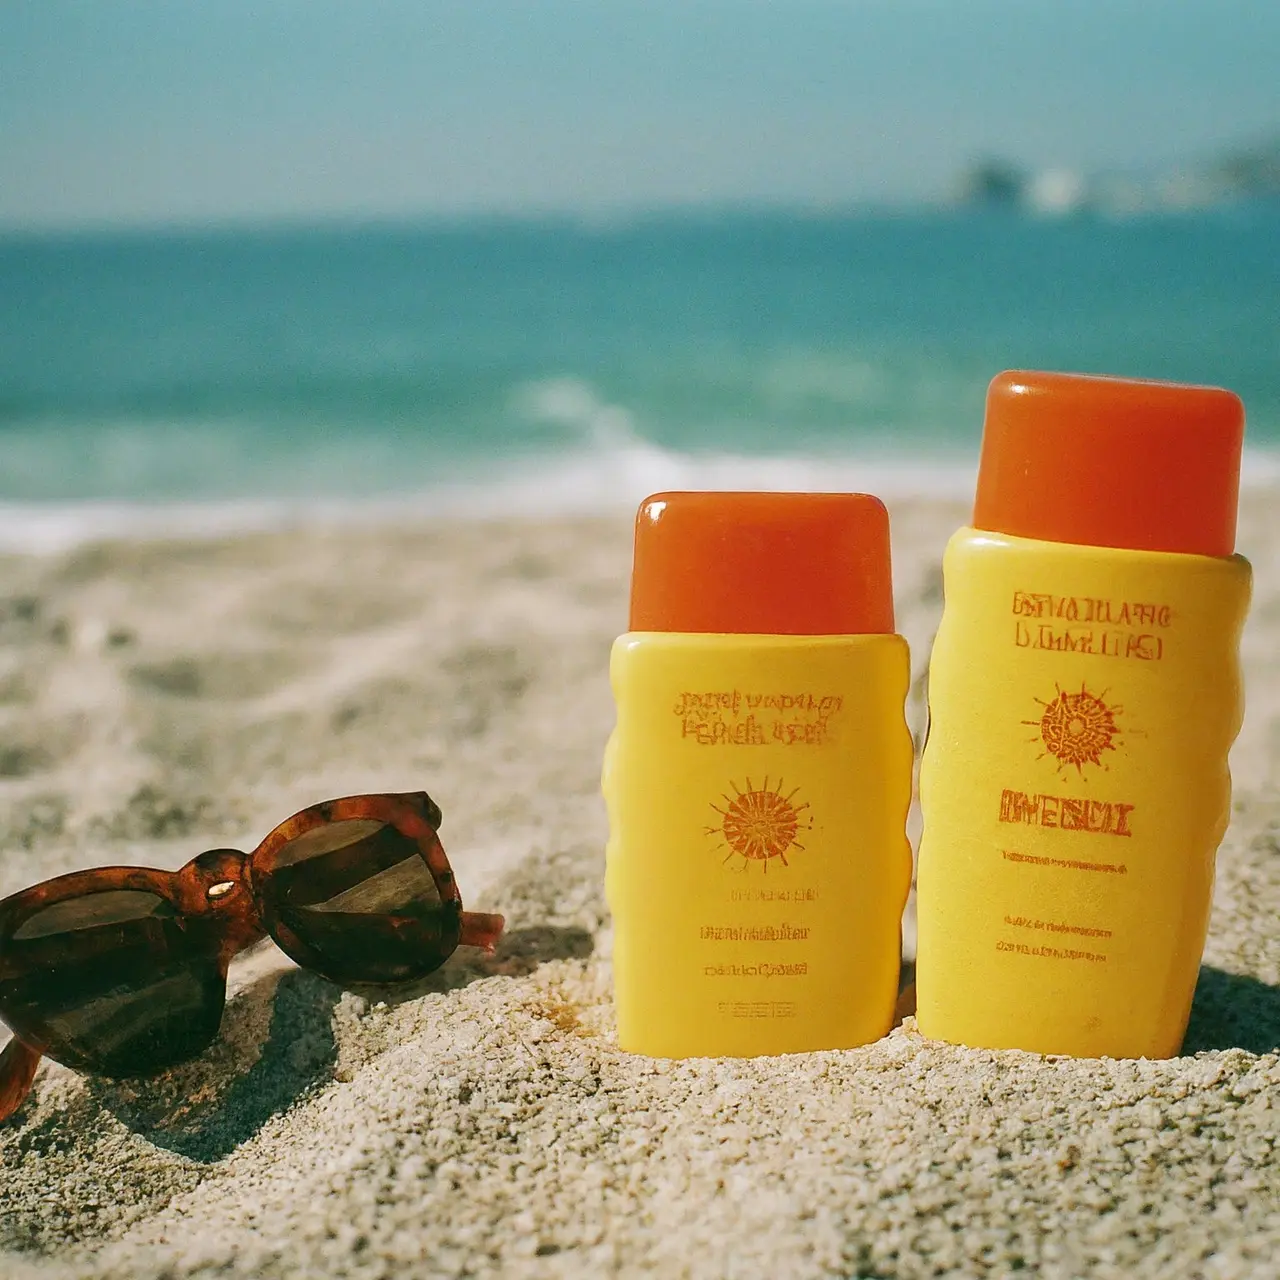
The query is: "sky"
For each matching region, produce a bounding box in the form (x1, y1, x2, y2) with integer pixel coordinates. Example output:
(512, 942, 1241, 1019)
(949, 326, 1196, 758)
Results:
(1, 0, 1277, 231)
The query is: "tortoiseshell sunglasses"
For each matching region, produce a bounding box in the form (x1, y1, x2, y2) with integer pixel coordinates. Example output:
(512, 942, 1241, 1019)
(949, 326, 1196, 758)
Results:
(0, 791, 504, 1123)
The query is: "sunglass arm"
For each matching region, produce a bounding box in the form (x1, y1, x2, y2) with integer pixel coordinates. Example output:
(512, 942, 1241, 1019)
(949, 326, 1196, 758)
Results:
(458, 911, 505, 953)
(0, 1035, 41, 1124)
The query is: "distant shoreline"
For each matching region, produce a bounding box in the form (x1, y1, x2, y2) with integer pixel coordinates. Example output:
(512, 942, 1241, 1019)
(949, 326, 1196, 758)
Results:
(2, 197, 1279, 244)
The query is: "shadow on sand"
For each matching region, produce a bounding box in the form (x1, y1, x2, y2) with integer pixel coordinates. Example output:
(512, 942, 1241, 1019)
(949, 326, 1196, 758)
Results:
(889, 961, 1280, 1056)
(80, 948, 1268, 1158)
(92, 923, 593, 1161)
(1183, 964, 1280, 1055)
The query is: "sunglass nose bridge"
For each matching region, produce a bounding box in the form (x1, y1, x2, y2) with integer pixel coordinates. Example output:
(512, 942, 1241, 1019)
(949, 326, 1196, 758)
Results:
(186, 848, 250, 902)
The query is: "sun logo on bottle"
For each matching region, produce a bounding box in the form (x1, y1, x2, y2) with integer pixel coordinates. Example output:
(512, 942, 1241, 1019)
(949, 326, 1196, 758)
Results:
(1024, 682, 1123, 773)
(706, 777, 812, 872)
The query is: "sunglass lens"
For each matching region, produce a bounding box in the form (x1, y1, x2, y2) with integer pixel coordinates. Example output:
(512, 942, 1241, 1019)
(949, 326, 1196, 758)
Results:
(260, 820, 460, 984)
(0, 889, 226, 1077)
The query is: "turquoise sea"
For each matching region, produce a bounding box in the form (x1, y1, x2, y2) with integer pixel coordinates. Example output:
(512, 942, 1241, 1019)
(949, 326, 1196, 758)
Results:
(1, 208, 1277, 545)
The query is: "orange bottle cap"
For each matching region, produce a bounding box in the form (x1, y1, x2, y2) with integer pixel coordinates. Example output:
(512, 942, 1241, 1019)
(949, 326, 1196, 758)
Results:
(974, 370, 1244, 556)
(629, 491, 895, 634)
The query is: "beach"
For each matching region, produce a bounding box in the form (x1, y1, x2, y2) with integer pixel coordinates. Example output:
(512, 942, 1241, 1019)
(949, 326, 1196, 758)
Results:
(0, 493, 1275, 1279)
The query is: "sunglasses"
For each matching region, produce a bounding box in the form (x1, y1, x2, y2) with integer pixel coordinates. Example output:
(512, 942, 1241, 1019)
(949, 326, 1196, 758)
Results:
(0, 791, 504, 1124)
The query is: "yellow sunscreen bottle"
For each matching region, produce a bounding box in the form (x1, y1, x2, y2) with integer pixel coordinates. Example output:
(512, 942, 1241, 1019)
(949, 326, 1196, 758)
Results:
(917, 371, 1252, 1058)
(603, 491, 913, 1057)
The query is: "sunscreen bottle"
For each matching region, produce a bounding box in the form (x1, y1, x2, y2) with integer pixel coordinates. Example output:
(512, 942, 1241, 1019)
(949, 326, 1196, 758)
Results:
(603, 491, 913, 1057)
(917, 371, 1251, 1058)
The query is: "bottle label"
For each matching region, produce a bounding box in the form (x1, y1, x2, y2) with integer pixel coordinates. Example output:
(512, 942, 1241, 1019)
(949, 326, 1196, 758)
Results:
(605, 634, 912, 1057)
(673, 688, 845, 747)
(917, 533, 1250, 1056)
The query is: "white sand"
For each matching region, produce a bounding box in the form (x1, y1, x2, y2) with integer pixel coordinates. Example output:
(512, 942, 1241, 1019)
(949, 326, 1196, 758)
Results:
(0, 498, 1277, 1279)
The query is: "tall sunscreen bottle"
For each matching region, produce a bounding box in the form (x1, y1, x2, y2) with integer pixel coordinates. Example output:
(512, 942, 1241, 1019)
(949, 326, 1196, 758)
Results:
(603, 491, 913, 1057)
(917, 371, 1251, 1058)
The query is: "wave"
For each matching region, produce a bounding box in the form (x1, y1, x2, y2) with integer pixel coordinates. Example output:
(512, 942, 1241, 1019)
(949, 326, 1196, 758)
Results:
(2, 436, 1277, 554)
(2, 379, 1277, 552)
(0, 452, 974, 555)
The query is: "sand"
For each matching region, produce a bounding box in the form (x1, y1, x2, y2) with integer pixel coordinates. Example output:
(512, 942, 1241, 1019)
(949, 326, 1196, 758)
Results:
(0, 496, 1276, 1279)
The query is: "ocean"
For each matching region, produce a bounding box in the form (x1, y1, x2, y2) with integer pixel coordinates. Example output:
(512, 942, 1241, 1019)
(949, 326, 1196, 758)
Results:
(1, 208, 1277, 547)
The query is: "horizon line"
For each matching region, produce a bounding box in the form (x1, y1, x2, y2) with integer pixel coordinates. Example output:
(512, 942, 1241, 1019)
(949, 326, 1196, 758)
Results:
(5, 194, 1277, 243)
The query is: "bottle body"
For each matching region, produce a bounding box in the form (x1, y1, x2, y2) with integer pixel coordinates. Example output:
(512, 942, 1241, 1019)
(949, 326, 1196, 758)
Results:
(604, 632, 913, 1058)
(917, 529, 1251, 1058)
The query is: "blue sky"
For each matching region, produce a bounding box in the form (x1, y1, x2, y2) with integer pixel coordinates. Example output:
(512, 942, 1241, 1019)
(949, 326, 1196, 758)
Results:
(1, 0, 1277, 229)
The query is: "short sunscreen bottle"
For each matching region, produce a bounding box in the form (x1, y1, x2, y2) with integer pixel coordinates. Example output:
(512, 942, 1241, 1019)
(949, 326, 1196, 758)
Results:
(603, 491, 913, 1057)
(917, 371, 1252, 1058)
